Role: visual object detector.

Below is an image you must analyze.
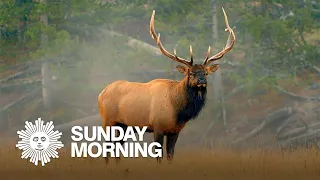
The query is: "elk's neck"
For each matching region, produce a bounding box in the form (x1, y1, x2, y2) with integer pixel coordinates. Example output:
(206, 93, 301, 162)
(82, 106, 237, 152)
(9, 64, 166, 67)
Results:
(173, 76, 207, 125)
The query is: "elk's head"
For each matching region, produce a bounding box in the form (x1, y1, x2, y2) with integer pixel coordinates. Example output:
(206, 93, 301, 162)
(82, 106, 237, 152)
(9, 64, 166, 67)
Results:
(149, 7, 236, 89)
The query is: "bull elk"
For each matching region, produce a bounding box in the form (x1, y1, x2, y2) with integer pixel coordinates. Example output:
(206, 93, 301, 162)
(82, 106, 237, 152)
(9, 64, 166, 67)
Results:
(98, 7, 236, 164)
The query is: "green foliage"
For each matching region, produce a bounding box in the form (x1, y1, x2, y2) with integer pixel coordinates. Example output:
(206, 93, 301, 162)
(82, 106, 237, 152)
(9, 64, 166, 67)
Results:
(0, 0, 106, 58)
(237, 0, 319, 77)
(1, 0, 319, 86)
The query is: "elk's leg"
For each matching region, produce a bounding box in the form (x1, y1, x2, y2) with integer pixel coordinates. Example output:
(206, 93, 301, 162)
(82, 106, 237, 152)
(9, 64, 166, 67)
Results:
(114, 123, 127, 164)
(154, 132, 164, 164)
(101, 115, 116, 166)
(102, 122, 115, 166)
(166, 133, 179, 164)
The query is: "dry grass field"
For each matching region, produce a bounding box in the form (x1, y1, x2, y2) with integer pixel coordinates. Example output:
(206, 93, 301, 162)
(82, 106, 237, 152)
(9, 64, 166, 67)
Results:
(0, 140, 320, 180)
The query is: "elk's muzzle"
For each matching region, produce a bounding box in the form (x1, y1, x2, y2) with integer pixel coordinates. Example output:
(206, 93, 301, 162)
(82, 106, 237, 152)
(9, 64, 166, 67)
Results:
(197, 77, 207, 87)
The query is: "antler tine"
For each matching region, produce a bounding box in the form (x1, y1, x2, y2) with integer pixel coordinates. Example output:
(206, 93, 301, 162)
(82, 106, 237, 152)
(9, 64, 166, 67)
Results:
(203, 7, 236, 66)
(149, 10, 192, 67)
(189, 45, 193, 65)
(204, 46, 211, 61)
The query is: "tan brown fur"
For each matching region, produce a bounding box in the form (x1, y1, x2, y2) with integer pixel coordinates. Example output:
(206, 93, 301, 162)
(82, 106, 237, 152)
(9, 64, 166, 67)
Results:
(98, 77, 190, 133)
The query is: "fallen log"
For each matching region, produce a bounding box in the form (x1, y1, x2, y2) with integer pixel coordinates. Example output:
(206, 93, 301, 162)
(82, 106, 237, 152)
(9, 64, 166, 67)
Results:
(0, 79, 42, 93)
(0, 68, 40, 84)
(0, 71, 27, 83)
(0, 62, 33, 80)
(0, 87, 41, 112)
(0, 87, 42, 132)
(232, 107, 293, 145)
(277, 124, 307, 141)
(279, 128, 320, 149)
(100, 28, 162, 56)
(277, 121, 320, 141)
(0, 79, 42, 87)
(275, 85, 320, 102)
(306, 62, 320, 74)
(276, 114, 298, 134)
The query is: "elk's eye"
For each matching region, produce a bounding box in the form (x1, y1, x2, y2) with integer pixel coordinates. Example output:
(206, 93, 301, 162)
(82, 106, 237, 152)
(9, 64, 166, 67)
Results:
(205, 73, 208, 76)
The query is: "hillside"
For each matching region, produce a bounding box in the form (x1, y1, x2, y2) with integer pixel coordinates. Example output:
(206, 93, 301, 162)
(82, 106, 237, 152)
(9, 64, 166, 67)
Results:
(1, 27, 319, 150)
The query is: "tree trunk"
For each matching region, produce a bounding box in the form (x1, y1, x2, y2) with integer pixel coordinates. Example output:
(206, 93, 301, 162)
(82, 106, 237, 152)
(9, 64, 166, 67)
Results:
(211, 0, 225, 126)
(18, 21, 23, 44)
(212, 0, 218, 45)
(211, 0, 220, 102)
(40, 0, 53, 109)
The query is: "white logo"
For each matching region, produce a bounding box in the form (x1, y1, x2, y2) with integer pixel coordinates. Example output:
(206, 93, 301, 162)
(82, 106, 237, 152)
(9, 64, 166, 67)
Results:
(15, 118, 64, 166)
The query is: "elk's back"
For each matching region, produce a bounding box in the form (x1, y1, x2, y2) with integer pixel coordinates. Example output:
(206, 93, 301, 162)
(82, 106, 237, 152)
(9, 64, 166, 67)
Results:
(98, 79, 178, 128)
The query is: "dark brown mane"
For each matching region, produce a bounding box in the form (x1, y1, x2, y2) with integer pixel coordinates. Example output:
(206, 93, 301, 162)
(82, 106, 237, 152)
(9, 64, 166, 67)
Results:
(174, 77, 207, 125)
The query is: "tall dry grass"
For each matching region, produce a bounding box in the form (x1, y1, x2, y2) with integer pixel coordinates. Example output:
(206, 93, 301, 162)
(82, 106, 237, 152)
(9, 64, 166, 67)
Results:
(0, 139, 319, 180)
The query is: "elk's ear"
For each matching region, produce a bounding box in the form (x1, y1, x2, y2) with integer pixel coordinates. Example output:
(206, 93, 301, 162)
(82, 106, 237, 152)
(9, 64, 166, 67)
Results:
(176, 65, 188, 74)
(206, 64, 220, 74)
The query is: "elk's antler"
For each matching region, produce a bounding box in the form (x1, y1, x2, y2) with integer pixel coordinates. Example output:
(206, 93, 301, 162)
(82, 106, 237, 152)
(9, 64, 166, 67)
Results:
(203, 7, 236, 66)
(150, 10, 193, 67)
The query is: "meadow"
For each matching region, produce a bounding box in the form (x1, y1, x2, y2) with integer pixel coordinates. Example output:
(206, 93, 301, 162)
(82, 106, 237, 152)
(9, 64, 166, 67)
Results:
(1, 139, 320, 180)
(1, 2, 319, 180)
